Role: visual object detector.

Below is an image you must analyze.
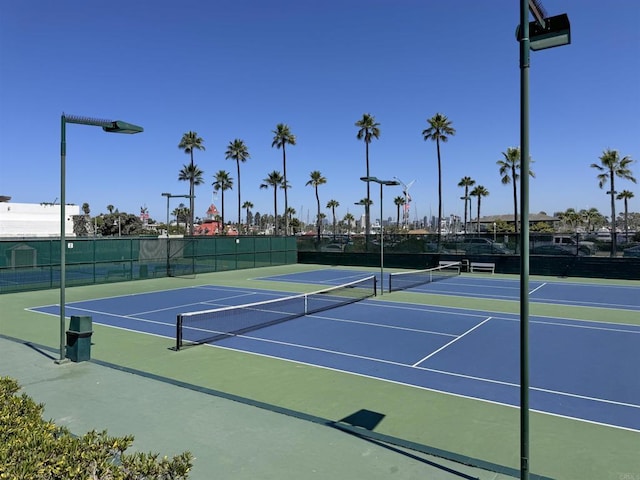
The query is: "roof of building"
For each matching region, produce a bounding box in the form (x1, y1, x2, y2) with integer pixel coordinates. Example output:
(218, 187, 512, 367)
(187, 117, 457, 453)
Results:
(476, 213, 559, 223)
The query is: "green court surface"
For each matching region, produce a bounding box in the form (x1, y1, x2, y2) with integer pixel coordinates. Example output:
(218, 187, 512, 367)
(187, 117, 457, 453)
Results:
(2, 264, 639, 480)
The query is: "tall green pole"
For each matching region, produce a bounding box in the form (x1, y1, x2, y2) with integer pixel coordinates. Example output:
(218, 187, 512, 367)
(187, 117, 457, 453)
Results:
(519, 1, 531, 478)
(379, 182, 384, 296)
(59, 115, 67, 363)
(57, 114, 143, 364)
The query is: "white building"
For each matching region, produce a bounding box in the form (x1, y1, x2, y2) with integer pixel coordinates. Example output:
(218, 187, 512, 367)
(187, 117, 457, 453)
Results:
(0, 201, 80, 238)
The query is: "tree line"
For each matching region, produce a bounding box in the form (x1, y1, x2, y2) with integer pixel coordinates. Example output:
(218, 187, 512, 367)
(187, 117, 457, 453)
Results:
(173, 114, 636, 249)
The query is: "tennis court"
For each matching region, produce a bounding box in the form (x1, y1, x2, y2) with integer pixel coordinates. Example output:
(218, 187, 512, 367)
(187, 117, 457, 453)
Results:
(256, 267, 640, 310)
(29, 268, 640, 433)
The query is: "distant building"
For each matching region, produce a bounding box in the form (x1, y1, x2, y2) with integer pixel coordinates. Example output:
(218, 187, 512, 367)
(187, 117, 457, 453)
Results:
(193, 204, 238, 236)
(472, 213, 559, 232)
(0, 200, 80, 238)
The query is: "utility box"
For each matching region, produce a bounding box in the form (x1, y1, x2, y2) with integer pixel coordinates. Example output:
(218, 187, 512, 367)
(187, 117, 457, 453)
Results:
(66, 315, 93, 362)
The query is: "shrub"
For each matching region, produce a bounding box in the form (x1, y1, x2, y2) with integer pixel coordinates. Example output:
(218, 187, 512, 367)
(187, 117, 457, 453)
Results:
(0, 376, 192, 479)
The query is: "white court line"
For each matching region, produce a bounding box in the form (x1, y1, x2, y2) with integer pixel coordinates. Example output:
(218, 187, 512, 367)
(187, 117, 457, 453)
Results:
(309, 313, 458, 337)
(30, 304, 174, 327)
(412, 316, 493, 367)
(207, 330, 640, 412)
(131, 291, 260, 316)
(416, 280, 639, 310)
(360, 300, 640, 333)
(529, 282, 547, 295)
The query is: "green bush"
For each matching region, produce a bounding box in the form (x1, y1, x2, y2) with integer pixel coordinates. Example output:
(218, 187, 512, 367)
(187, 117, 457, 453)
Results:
(0, 377, 192, 479)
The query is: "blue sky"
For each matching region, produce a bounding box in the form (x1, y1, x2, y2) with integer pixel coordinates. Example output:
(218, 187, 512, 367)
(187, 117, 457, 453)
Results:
(1, 0, 638, 226)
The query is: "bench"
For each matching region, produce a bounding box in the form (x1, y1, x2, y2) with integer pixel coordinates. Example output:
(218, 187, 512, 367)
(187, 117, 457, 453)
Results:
(470, 262, 495, 274)
(439, 260, 469, 272)
(438, 260, 461, 273)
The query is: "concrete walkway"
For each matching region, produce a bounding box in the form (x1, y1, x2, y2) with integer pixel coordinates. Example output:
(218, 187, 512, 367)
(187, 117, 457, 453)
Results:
(1, 336, 514, 480)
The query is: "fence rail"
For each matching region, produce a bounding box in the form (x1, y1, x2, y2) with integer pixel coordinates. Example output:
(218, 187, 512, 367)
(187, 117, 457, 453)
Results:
(0, 236, 297, 294)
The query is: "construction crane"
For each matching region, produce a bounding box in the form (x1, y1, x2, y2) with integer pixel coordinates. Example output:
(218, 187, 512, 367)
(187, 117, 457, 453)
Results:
(393, 177, 416, 230)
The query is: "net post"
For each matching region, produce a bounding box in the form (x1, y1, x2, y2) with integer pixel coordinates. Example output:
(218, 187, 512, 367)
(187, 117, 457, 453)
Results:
(374, 276, 378, 296)
(176, 314, 182, 351)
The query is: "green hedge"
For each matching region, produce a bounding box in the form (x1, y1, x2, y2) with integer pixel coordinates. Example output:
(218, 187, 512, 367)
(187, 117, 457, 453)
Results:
(0, 377, 192, 479)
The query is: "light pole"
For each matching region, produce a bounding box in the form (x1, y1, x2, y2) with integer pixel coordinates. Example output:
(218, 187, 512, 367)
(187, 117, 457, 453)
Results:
(161, 193, 192, 275)
(161, 193, 192, 236)
(517, 3, 570, 478)
(59, 114, 143, 363)
(360, 177, 400, 295)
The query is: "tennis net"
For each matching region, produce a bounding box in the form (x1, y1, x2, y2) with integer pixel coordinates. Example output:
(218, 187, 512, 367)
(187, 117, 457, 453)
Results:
(176, 275, 377, 350)
(388, 262, 460, 292)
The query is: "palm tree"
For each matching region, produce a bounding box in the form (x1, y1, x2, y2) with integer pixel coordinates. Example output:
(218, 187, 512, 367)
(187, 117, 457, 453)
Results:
(260, 171, 284, 235)
(591, 149, 636, 256)
(393, 196, 405, 229)
(457, 176, 475, 234)
(616, 190, 635, 242)
(354, 198, 373, 234)
(285, 207, 297, 234)
(106, 205, 115, 214)
(178, 163, 205, 228)
(326, 199, 339, 239)
(306, 170, 327, 241)
(272, 124, 296, 235)
(559, 208, 581, 231)
(212, 170, 233, 233)
(178, 132, 205, 235)
(172, 203, 189, 233)
(343, 213, 355, 235)
(422, 113, 455, 243)
(242, 201, 254, 234)
(579, 207, 605, 233)
(355, 113, 380, 239)
(225, 139, 250, 233)
(81, 203, 90, 215)
(497, 147, 535, 233)
(470, 185, 490, 234)
(342, 212, 355, 234)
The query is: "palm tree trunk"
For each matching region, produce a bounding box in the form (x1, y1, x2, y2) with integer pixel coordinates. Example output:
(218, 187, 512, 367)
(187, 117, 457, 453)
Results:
(610, 171, 617, 257)
(436, 139, 442, 244)
(221, 190, 225, 232)
(477, 198, 481, 234)
(315, 189, 321, 241)
(365, 141, 371, 240)
(282, 145, 288, 236)
(462, 191, 468, 234)
(237, 161, 241, 234)
(468, 197, 472, 235)
(332, 209, 337, 239)
(273, 188, 278, 235)
(189, 151, 194, 236)
(512, 164, 518, 234)
(624, 198, 629, 242)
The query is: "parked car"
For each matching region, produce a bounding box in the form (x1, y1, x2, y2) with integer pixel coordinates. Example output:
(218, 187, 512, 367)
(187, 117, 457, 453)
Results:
(551, 235, 596, 255)
(622, 245, 640, 258)
(461, 237, 494, 245)
(464, 243, 512, 255)
(321, 243, 345, 252)
(530, 244, 587, 256)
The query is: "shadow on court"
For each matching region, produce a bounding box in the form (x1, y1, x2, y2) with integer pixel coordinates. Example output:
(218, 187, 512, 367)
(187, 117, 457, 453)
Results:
(1, 335, 523, 480)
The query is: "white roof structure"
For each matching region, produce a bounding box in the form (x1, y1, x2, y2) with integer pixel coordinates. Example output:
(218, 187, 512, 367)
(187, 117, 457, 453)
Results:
(0, 202, 80, 238)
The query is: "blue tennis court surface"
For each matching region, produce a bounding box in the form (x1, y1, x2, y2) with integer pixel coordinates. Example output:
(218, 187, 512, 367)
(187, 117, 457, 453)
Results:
(30, 280, 640, 432)
(256, 268, 640, 310)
